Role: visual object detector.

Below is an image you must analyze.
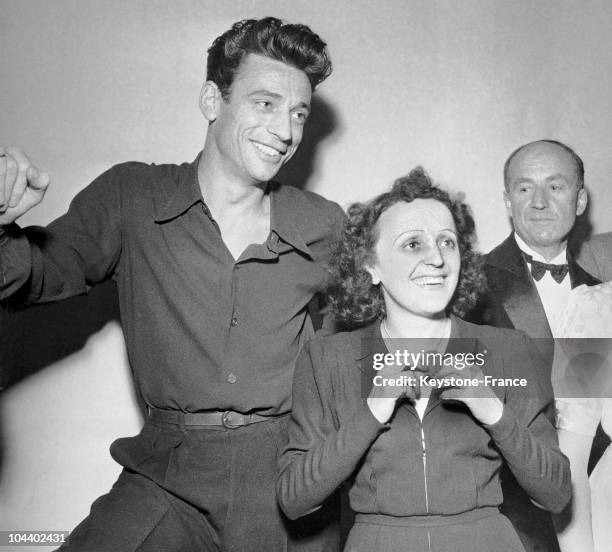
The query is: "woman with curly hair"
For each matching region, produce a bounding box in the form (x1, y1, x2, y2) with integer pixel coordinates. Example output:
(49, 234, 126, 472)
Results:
(277, 167, 570, 551)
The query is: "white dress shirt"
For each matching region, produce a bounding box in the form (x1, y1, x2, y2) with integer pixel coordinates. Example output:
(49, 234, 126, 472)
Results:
(513, 233, 572, 338)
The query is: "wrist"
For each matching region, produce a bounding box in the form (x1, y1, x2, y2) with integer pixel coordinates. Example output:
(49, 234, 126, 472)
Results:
(367, 397, 394, 424)
(481, 398, 504, 426)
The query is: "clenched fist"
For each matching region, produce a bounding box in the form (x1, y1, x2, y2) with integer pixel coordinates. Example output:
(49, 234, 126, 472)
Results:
(433, 362, 504, 426)
(367, 361, 423, 424)
(0, 146, 50, 225)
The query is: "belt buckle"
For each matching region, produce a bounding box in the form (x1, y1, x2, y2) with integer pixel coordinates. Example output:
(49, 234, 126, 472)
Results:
(221, 410, 243, 429)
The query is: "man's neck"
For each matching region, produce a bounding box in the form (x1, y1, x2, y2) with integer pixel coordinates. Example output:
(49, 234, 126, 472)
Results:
(197, 146, 268, 219)
(513, 233, 567, 263)
(196, 146, 272, 260)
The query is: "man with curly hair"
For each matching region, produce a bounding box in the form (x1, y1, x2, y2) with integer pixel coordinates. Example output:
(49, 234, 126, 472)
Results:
(0, 17, 344, 552)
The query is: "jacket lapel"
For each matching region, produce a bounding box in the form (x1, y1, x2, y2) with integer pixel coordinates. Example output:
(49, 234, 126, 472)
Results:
(568, 248, 601, 288)
(486, 235, 553, 339)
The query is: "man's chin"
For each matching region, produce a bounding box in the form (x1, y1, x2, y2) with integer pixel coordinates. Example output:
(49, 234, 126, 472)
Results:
(523, 229, 565, 248)
(248, 167, 282, 184)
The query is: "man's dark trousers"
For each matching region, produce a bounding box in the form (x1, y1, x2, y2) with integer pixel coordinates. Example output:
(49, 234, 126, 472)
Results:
(59, 415, 338, 552)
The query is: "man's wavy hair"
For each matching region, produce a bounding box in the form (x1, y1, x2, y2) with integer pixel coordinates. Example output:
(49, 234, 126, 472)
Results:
(327, 167, 485, 328)
(206, 17, 332, 99)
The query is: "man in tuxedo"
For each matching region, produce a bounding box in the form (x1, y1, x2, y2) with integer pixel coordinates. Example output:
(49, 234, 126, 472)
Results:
(470, 139, 601, 552)
(476, 140, 599, 364)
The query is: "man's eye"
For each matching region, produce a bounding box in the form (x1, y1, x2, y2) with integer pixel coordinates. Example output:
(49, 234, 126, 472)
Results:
(292, 111, 308, 123)
(256, 101, 272, 110)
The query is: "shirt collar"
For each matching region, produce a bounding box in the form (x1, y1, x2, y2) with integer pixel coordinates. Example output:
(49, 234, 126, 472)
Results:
(268, 183, 312, 257)
(513, 232, 567, 265)
(153, 155, 313, 257)
(154, 154, 203, 223)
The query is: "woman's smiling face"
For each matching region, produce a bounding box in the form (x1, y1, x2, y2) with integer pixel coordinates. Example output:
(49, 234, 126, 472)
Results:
(366, 198, 461, 320)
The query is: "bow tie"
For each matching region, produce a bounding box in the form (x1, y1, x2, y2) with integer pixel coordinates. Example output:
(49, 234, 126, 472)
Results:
(522, 253, 569, 283)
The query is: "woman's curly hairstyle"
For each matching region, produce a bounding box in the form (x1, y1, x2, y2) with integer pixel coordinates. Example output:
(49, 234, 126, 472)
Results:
(327, 167, 485, 328)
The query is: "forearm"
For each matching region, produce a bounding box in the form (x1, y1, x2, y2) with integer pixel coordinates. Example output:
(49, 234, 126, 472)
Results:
(553, 429, 595, 552)
(277, 403, 385, 520)
(554, 470, 594, 552)
(485, 403, 571, 512)
(0, 224, 34, 301)
(0, 223, 93, 305)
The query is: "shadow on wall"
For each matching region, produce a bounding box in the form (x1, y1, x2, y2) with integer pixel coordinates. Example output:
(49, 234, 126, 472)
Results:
(0, 280, 121, 390)
(0, 280, 121, 481)
(276, 95, 340, 191)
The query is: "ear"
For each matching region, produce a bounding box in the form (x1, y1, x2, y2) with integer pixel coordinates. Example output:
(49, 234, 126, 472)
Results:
(364, 263, 381, 286)
(576, 187, 588, 216)
(200, 81, 222, 122)
(503, 190, 512, 218)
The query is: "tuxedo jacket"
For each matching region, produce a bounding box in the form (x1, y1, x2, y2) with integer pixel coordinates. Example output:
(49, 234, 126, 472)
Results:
(476, 234, 599, 335)
(471, 234, 600, 384)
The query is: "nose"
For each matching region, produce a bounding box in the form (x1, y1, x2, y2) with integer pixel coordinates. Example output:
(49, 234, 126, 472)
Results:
(267, 110, 292, 144)
(530, 186, 549, 209)
(424, 243, 444, 267)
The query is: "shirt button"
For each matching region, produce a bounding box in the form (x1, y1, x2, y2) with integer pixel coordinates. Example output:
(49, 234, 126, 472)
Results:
(227, 372, 237, 384)
(230, 317, 238, 327)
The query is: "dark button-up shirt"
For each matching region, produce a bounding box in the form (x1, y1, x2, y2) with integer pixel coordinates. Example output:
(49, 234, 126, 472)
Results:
(0, 157, 345, 414)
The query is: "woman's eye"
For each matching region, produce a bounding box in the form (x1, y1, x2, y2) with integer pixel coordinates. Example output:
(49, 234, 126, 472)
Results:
(440, 237, 456, 248)
(403, 240, 419, 250)
(256, 101, 272, 110)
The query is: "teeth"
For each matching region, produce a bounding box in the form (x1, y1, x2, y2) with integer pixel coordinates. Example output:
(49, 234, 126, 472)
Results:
(252, 142, 280, 157)
(413, 276, 444, 286)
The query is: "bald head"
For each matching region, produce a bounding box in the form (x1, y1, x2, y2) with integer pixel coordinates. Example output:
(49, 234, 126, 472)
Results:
(504, 140, 584, 192)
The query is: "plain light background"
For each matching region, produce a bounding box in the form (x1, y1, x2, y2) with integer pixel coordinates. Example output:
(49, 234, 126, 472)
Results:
(1, 0, 612, 544)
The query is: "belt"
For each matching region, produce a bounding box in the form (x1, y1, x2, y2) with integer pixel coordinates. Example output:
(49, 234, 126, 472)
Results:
(147, 407, 273, 429)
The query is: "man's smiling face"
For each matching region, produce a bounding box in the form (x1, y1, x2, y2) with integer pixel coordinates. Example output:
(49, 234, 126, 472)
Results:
(206, 53, 312, 185)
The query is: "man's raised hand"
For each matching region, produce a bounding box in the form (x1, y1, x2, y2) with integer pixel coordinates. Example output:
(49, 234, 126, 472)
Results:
(0, 147, 50, 225)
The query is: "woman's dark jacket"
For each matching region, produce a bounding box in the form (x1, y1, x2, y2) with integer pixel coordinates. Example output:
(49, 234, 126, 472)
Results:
(277, 316, 571, 520)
